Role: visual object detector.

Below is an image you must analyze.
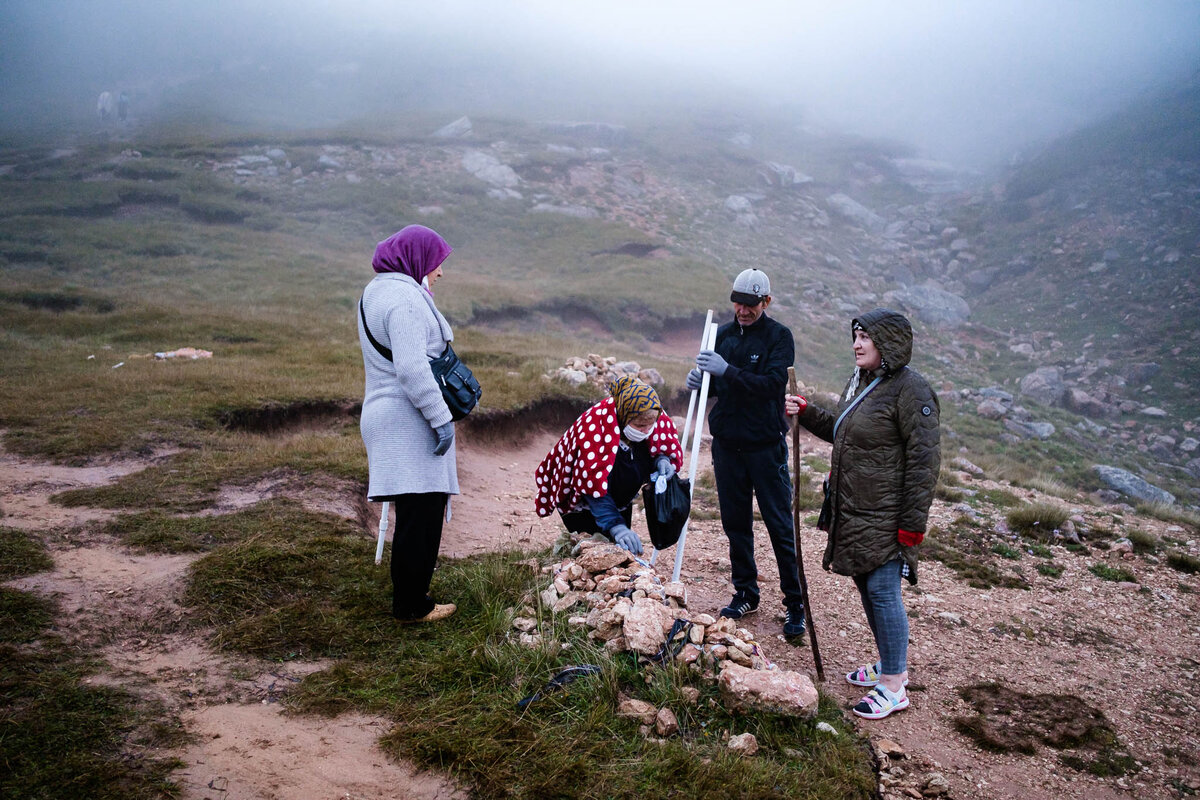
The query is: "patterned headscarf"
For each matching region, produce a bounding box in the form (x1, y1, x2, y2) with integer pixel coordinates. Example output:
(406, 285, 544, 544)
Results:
(608, 375, 662, 427)
(372, 225, 453, 292)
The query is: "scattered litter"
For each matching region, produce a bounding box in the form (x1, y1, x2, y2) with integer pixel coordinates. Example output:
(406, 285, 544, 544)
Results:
(111, 361, 124, 369)
(154, 347, 213, 360)
(87, 354, 95, 360)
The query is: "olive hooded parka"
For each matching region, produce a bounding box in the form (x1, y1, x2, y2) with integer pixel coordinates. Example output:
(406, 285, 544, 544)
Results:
(795, 308, 940, 583)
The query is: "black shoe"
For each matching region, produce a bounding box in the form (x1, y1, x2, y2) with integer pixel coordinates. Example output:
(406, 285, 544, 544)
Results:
(783, 607, 807, 638)
(720, 596, 759, 620)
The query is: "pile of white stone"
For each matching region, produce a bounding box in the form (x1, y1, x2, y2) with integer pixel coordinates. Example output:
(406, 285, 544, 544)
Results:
(508, 538, 818, 727)
(547, 354, 664, 390)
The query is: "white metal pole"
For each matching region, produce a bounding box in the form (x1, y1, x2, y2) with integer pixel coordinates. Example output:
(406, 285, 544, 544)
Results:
(672, 320, 718, 582)
(374, 501, 390, 565)
(650, 309, 712, 568)
(678, 308, 713, 453)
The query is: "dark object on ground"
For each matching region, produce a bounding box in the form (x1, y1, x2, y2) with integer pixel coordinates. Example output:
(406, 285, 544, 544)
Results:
(517, 664, 602, 710)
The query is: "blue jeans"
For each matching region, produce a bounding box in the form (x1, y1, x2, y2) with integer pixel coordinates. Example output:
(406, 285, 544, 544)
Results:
(852, 559, 908, 674)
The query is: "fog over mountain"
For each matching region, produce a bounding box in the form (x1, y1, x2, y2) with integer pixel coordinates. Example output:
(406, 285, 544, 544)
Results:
(3, 0, 1199, 166)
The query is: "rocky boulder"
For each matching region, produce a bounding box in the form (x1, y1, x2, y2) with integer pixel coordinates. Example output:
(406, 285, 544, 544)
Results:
(1093, 465, 1175, 505)
(1004, 419, 1055, 440)
(825, 193, 886, 233)
(433, 116, 473, 138)
(461, 150, 520, 187)
(622, 596, 678, 656)
(883, 283, 970, 328)
(717, 662, 819, 718)
(1018, 367, 1066, 407)
(1064, 387, 1114, 419)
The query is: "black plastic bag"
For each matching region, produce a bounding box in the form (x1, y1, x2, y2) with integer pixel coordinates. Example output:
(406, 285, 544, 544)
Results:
(641, 473, 691, 550)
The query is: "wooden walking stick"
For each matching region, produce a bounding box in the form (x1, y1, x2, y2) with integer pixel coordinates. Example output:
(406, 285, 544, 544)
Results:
(788, 367, 824, 681)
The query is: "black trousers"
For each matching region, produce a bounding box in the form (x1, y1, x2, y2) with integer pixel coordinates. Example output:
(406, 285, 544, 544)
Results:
(380, 493, 447, 619)
(711, 437, 804, 610)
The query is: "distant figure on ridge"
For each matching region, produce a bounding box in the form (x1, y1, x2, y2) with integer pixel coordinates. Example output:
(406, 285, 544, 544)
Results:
(357, 225, 460, 624)
(97, 91, 113, 121)
(535, 376, 683, 556)
(786, 308, 940, 719)
(687, 268, 807, 638)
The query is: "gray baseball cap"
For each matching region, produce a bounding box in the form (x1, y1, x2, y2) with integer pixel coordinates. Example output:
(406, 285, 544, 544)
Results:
(730, 268, 771, 305)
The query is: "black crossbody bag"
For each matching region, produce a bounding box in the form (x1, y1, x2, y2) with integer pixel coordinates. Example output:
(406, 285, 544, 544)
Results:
(359, 297, 482, 421)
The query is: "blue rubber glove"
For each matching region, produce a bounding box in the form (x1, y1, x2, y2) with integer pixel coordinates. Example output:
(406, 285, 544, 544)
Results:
(651, 455, 676, 481)
(610, 524, 643, 556)
(697, 350, 729, 377)
(432, 422, 455, 456)
(685, 368, 703, 391)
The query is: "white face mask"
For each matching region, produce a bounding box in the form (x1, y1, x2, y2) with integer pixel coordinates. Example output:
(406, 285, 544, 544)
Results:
(623, 424, 651, 443)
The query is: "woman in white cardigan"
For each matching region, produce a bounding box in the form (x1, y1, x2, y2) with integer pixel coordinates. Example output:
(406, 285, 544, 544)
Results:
(358, 225, 459, 623)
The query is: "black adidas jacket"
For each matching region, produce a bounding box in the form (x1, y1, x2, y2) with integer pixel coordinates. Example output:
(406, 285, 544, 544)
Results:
(706, 313, 794, 448)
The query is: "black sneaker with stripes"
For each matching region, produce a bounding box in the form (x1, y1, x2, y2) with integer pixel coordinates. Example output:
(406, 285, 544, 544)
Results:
(719, 595, 758, 620)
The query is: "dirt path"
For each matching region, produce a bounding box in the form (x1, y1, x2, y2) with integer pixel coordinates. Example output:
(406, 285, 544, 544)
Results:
(3, 427, 1198, 800)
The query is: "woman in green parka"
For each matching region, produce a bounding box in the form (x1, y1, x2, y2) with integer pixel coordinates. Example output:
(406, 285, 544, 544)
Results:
(786, 308, 940, 719)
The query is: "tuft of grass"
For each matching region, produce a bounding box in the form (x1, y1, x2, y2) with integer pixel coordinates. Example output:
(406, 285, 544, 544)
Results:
(1028, 543, 1053, 558)
(936, 483, 967, 503)
(1006, 502, 1070, 539)
(99, 500, 340, 554)
(182, 505, 383, 659)
(991, 542, 1022, 560)
(1136, 501, 1200, 530)
(1088, 563, 1137, 583)
(794, 474, 823, 512)
(1125, 529, 1159, 555)
(1166, 551, 1200, 575)
(1021, 473, 1078, 500)
(922, 522, 1029, 590)
(0, 526, 54, 580)
(0, 586, 57, 644)
(1036, 563, 1064, 578)
(971, 487, 1021, 509)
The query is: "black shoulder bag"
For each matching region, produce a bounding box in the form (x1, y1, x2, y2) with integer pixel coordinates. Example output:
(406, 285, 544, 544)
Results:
(359, 297, 482, 421)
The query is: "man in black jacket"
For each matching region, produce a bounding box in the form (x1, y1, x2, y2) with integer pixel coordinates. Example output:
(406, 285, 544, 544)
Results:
(687, 268, 806, 637)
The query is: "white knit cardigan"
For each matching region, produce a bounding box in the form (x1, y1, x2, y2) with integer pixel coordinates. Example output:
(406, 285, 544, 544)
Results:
(357, 273, 459, 499)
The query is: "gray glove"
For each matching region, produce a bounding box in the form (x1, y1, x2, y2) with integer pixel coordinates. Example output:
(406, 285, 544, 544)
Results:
(432, 421, 455, 456)
(697, 349, 729, 377)
(610, 524, 643, 555)
(651, 455, 676, 481)
(685, 368, 703, 391)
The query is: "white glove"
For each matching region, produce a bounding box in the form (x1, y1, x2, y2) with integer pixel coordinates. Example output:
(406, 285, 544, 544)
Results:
(685, 368, 703, 391)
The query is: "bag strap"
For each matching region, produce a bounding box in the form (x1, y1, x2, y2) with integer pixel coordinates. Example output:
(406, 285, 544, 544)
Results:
(359, 295, 393, 362)
(833, 375, 884, 438)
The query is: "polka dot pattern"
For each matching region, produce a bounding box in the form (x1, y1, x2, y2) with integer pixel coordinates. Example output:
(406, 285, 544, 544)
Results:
(533, 397, 684, 517)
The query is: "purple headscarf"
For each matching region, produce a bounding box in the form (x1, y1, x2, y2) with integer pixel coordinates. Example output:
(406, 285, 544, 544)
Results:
(371, 225, 453, 292)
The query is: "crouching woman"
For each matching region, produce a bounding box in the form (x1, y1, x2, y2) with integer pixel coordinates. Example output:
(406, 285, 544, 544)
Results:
(535, 376, 683, 555)
(786, 308, 940, 719)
